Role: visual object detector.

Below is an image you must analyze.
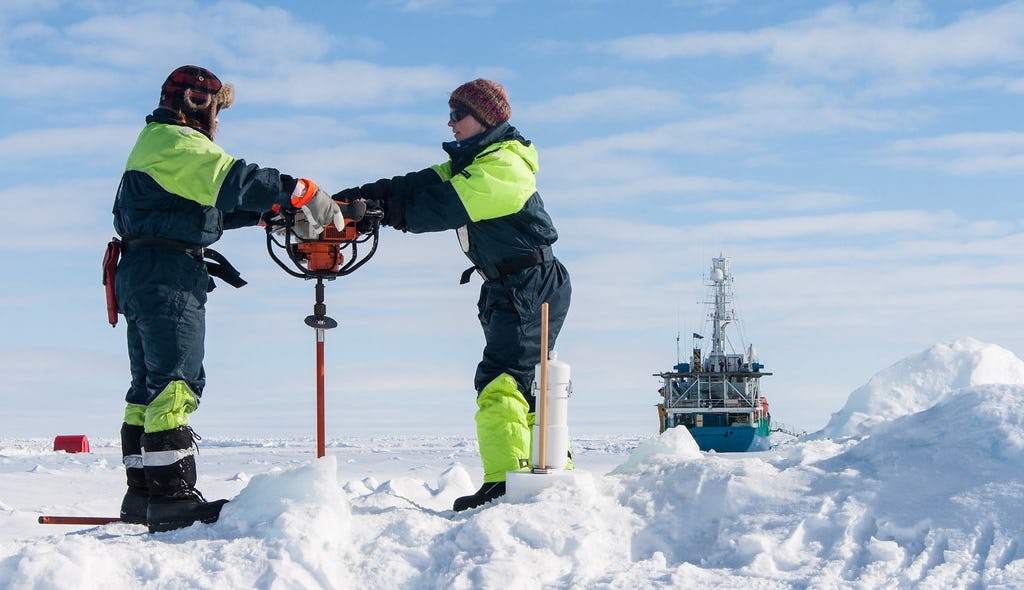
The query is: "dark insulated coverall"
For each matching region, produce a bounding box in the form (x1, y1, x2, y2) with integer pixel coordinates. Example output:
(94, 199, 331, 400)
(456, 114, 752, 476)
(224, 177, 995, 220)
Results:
(363, 122, 572, 482)
(113, 108, 298, 495)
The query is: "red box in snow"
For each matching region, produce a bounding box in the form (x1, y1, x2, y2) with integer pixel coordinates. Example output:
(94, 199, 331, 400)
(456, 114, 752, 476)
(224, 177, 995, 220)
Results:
(53, 435, 90, 453)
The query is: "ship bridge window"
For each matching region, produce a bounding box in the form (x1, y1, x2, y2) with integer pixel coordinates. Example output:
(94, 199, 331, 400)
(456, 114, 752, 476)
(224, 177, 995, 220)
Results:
(701, 414, 728, 427)
(668, 414, 697, 428)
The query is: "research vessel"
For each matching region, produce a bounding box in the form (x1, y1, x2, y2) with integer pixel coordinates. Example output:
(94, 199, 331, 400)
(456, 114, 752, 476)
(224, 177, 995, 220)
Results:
(655, 256, 771, 452)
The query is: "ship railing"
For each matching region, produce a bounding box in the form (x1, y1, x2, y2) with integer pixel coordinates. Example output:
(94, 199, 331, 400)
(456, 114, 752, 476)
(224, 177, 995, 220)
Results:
(724, 379, 758, 406)
(660, 373, 762, 409)
(665, 398, 740, 409)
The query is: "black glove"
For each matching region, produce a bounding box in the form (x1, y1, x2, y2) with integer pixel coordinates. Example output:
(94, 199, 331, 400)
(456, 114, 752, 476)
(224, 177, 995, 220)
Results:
(334, 184, 388, 221)
(359, 179, 392, 202)
(357, 199, 384, 233)
(331, 187, 363, 202)
(334, 180, 394, 227)
(338, 199, 367, 222)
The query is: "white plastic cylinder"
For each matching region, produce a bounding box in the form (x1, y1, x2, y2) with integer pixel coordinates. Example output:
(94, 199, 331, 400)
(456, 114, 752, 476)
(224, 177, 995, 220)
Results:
(532, 350, 571, 470)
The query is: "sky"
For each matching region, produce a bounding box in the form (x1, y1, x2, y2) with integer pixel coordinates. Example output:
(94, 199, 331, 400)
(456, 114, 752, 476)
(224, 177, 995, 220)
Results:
(2, 0, 1023, 441)
(1, 338, 1022, 588)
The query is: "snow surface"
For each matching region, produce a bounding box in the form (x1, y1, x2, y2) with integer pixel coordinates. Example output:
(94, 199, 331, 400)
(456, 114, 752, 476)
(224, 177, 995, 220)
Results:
(1, 337, 1022, 589)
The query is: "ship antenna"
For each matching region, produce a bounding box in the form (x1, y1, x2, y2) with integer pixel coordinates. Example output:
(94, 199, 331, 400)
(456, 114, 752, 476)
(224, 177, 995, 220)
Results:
(676, 330, 681, 365)
(675, 305, 681, 365)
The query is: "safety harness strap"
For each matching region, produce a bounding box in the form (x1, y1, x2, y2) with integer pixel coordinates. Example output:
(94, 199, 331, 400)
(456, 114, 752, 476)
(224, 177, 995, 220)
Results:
(460, 245, 552, 284)
(122, 237, 246, 288)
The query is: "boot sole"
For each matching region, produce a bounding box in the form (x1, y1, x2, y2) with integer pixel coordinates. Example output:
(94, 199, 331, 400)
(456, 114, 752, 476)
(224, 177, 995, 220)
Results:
(147, 499, 228, 533)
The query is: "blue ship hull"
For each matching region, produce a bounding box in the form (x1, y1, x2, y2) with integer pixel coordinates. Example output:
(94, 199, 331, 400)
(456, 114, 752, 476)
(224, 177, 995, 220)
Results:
(687, 425, 770, 452)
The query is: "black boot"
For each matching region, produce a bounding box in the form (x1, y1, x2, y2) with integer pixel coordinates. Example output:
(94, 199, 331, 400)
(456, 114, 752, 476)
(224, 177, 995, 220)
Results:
(453, 481, 506, 512)
(143, 427, 228, 533)
(119, 422, 148, 525)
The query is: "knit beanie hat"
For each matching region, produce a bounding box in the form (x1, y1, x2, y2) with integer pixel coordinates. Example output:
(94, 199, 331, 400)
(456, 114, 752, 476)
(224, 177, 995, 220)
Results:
(448, 79, 511, 128)
(159, 65, 235, 134)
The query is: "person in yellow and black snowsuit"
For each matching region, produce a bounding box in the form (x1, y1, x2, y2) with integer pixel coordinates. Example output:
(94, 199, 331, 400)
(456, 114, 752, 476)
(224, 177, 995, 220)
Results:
(112, 65, 346, 532)
(334, 79, 572, 511)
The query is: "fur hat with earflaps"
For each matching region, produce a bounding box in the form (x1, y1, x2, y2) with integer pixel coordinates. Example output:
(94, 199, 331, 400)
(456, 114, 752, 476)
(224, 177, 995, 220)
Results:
(159, 65, 234, 135)
(449, 79, 511, 128)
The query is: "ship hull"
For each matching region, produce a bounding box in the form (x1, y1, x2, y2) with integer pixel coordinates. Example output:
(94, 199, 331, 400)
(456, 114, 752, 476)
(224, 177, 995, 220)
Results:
(684, 424, 770, 452)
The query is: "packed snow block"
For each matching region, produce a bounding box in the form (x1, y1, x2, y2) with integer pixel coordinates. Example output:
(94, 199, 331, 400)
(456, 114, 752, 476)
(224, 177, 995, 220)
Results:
(504, 469, 591, 503)
(52, 435, 90, 453)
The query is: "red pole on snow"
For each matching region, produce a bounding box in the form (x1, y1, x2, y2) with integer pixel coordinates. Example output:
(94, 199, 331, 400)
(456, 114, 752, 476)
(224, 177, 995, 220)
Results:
(39, 516, 121, 525)
(305, 278, 337, 459)
(316, 329, 326, 458)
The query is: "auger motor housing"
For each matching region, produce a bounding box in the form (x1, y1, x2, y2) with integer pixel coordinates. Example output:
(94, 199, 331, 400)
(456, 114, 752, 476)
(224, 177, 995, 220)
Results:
(297, 223, 360, 273)
(264, 203, 382, 280)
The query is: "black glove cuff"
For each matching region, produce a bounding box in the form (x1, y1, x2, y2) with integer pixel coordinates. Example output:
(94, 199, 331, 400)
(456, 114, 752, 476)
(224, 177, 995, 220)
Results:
(339, 200, 367, 222)
(331, 187, 362, 202)
(361, 179, 392, 202)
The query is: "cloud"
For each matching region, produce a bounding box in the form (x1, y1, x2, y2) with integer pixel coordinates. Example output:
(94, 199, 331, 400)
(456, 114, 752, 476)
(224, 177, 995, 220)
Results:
(689, 209, 967, 241)
(545, 83, 905, 159)
(528, 92, 905, 188)
(888, 132, 1024, 153)
(598, 2, 1024, 83)
(0, 5, 273, 107)
(539, 175, 860, 221)
(228, 140, 441, 189)
(373, 0, 511, 16)
(517, 86, 687, 124)
(6, 2, 330, 69)
(883, 132, 1024, 175)
(0, 1, 445, 108)
(232, 61, 458, 108)
(677, 190, 861, 214)
(0, 124, 137, 164)
(557, 208, 994, 261)
(0, 178, 118, 252)
(0, 63, 132, 102)
(0, 0, 59, 22)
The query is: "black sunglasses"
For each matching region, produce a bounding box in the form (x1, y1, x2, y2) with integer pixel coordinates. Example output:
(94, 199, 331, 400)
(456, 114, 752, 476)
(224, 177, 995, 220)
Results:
(449, 109, 472, 123)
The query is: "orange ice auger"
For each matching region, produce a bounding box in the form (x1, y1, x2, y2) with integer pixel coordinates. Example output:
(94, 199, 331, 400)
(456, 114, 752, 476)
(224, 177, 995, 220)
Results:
(264, 199, 383, 457)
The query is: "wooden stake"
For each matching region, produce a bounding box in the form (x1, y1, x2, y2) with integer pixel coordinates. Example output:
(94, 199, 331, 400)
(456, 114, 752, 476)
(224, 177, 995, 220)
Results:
(537, 302, 549, 471)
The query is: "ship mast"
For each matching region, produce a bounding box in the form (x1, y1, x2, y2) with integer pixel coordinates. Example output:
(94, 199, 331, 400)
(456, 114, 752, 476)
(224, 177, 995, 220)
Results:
(708, 256, 735, 362)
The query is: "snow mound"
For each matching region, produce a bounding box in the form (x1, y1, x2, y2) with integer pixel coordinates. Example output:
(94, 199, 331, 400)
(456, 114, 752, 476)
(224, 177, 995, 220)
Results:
(820, 337, 1024, 438)
(819, 384, 1024, 528)
(610, 424, 702, 474)
(603, 383, 1024, 586)
(219, 455, 350, 540)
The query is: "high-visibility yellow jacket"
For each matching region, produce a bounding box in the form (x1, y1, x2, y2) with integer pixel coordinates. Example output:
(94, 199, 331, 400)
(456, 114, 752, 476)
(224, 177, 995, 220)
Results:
(378, 123, 559, 280)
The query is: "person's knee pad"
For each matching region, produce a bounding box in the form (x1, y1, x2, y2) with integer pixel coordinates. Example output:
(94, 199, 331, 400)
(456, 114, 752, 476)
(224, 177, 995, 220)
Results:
(124, 403, 146, 427)
(475, 374, 531, 481)
(143, 381, 198, 434)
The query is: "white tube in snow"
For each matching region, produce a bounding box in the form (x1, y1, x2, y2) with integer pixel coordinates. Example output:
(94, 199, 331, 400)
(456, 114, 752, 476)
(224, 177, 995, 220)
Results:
(506, 346, 589, 503)
(506, 303, 589, 503)
(532, 350, 571, 470)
